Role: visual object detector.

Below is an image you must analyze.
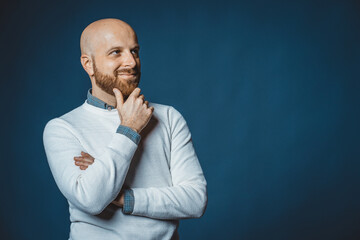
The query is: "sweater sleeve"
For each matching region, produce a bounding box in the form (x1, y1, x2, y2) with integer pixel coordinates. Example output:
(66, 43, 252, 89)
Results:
(43, 118, 138, 215)
(130, 107, 208, 220)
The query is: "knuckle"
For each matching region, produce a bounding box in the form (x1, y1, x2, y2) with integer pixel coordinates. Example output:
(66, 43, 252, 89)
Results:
(136, 98, 143, 104)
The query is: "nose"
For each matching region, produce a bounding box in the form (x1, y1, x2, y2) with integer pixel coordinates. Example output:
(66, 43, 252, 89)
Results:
(123, 50, 136, 68)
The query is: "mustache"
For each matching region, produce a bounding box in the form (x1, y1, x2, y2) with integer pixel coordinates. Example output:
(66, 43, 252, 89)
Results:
(116, 68, 139, 75)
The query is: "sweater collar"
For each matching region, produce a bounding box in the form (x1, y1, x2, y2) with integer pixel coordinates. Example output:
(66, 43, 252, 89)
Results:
(86, 88, 116, 111)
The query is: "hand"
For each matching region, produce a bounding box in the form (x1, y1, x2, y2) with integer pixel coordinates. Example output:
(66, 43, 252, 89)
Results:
(73, 151, 95, 170)
(113, 87, 154, 133)
(112, 190, 125, 207)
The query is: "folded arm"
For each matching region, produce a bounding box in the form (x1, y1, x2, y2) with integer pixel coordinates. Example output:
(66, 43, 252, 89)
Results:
(43, 118, 138, 215)
(69, 107, 208, 220)
(129, 107, 208, 220)
(73, 151, 126, 208)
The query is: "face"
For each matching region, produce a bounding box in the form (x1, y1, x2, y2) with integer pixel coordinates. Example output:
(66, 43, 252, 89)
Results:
(92, 27, 141, 98)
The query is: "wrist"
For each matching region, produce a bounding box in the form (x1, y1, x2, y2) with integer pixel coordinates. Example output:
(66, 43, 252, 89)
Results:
(122, 189, 135, 214)
(116, 125, 141, 145)
(113, 191, 124, 207)
(120, 124, 138, 133)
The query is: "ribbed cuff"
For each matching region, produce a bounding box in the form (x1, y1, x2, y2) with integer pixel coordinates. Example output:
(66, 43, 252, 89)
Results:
(122, 189, 135, 214)
(116, 125, 141, 145)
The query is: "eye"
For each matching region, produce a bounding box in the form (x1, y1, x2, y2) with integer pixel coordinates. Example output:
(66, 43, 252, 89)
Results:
(111, 50, 121, 55)
(131, 49, 139, 55)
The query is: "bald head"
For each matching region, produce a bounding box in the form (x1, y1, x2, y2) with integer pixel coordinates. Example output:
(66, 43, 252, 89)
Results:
(80, 18, 141, 100)
(80, 18, 137, 56)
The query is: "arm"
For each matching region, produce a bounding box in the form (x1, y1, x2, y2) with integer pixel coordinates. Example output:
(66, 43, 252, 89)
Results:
(43, 118, 137, 215)
(43, 87, 153, 215)
(73, 150, 126, 209)
(129, 106, 208, 220)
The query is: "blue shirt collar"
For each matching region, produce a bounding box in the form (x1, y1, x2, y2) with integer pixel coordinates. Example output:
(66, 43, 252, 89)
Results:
(86, 88, 116, 110)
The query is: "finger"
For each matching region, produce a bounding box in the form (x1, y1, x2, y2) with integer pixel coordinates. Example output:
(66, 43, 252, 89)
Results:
(76, 162, 88, 169)
(80, 166, 87, 170)
(113, 88, 124, 108)
(138, 94, 145, 101)
(81, 151, 92, 157)
(80, 151, 89, 157)
(129, 87, 141, 99)
(81, 151, 94, 161)
(78, 157, 94, 164)
(74, 158, 91, 164)
(75, 161, 92, 167)
(144, 100, 149, 107)
(74, 156, 93, 163)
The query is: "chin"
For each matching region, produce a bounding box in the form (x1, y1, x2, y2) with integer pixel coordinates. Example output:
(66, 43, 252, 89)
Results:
(118, 84, 139, 97)
(102, 76, 140, 97)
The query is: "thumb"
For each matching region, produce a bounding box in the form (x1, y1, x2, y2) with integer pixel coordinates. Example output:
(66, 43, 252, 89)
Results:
(113, 88, 124, 108)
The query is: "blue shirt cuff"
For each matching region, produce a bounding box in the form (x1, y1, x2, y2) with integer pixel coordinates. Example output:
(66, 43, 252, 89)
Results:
(122, 189, 135, 214)
(116, 125, 141, 145)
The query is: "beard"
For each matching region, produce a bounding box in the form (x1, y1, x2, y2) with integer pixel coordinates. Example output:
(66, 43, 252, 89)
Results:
(93, 62, 140, 99)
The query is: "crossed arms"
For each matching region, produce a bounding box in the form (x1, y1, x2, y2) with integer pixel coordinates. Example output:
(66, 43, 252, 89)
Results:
(43, 107, 207, 220)
(73, 151, 126, 207)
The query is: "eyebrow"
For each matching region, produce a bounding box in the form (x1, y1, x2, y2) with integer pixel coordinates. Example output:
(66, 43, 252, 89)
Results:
(107, 45, 140, 54)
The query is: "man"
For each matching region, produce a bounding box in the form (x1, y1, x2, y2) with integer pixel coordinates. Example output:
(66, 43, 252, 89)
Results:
(42, 18, 207, 239)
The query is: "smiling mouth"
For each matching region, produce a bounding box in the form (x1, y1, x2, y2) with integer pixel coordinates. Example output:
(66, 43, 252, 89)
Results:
(118, 72, 137, 76)
(118, 73, 138, 81)
(118, 72, 138, 76)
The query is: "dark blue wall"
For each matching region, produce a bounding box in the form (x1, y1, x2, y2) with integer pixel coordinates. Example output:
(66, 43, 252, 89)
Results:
(1, 0, 359, 239)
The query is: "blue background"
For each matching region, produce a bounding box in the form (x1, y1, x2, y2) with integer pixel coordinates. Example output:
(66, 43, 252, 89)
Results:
(1, 0, 359, 239)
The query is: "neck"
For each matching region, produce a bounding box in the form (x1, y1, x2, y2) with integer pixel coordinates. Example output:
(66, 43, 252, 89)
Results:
(91, 85, 117, 107)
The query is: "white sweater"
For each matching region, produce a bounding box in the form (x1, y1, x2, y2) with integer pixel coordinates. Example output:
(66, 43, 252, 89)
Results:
(43, 100, 207, 240)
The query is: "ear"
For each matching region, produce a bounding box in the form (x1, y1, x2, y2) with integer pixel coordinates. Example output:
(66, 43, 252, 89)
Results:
(80, 54, 94, 76)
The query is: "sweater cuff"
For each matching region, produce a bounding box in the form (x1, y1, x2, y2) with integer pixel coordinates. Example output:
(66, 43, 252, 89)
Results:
(116, 125, 141, 145)
(122, 189, 135, 214)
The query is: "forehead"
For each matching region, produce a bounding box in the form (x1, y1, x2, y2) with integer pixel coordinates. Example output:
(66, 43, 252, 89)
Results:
(93, 25, 138, 53)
